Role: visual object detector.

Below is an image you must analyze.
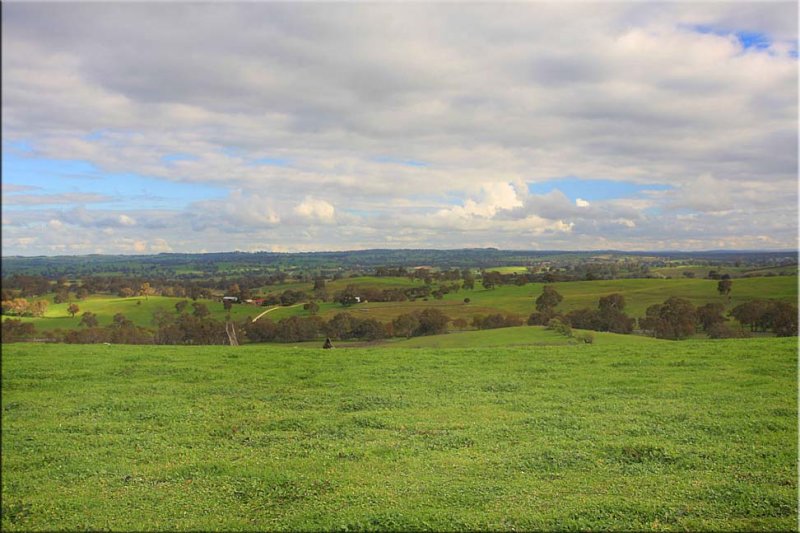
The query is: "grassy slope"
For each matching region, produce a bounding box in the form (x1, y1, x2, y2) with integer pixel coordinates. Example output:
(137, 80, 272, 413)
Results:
(312, 276, 797, 325)
(12, 276, 797, 332)
(16, 295, 257, 332)
(2, 339, 796, 531)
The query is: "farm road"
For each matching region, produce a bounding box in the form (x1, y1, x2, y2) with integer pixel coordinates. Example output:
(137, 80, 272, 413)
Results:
(251, 303, 303, 323)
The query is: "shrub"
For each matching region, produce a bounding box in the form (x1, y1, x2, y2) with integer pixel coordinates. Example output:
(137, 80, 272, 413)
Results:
(706, 323, 750, 339)
(547, 318, 572, 337)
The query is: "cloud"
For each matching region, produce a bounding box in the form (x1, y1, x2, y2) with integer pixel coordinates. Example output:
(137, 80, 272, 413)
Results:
(436, 182, 523, 221)
(294, 196, 336, 222)
(2, 192, 113, 206)
(1, 2, 796, 254)
(2, 183, 40, 193)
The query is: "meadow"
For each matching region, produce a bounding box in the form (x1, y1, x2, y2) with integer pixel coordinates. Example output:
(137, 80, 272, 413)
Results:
(2, 338, 796, 531)
(16, 275, 795, 336)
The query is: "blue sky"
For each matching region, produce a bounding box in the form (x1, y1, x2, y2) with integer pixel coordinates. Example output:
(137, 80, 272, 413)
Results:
(2, 2, 796, 255)
(528, 178, 671, 202)
(3, 152, 226, 210)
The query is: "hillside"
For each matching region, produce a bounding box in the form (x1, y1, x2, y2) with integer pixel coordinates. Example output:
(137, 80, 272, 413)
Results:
(3, 339, 796, 531)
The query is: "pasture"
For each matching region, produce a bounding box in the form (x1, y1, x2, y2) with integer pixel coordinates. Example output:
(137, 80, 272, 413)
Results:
(11, 275, 797, 336)
(2, 338, 796, 531)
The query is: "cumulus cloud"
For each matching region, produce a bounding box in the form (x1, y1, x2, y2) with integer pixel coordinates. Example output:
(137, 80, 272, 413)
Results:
(294, 197, 336, 222)
(1, 2, 796, 254)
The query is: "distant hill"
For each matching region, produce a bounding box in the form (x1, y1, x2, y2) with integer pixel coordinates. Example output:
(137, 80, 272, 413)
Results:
(2, 248, 796, 277)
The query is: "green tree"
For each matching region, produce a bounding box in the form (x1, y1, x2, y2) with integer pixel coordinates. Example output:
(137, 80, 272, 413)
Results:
(67, 303, 80, 318)
(392, 313, 419, 338)
(717, 279, 733, 298)
(192, 302, 210, 318)
(535, 285, 563, 312)
(414, 308, 450, 336)
(79, 311, 99, 328)
(639, 297, 696, 340)
(696, 303, 726, 332)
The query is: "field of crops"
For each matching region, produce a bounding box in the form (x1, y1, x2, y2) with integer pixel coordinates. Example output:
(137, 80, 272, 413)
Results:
(2, 338, 796, 531)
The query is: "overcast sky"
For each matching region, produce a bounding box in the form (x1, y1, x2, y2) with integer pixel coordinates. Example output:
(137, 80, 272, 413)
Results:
(2, 1, 797, 256)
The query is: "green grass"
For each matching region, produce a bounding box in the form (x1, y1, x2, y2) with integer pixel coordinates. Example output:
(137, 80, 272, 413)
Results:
(2, 339, 796, 531)
(15, 296, 257, 332)
(314, 276, 796, 327)
(11, 276, 797, 335)
(483, 266, 530, 274)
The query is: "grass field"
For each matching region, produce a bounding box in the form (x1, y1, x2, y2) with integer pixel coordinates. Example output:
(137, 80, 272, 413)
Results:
(15, 295, 256, 332)
(310, 276, 797, 325)
(2, 339, 796, 531)
(12, 275, 797, 334)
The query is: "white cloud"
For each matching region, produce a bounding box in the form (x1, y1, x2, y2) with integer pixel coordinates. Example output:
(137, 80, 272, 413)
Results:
(437, 182, 523, 221)
(1, 2, 796, 254)
(293, 197, 336, 222)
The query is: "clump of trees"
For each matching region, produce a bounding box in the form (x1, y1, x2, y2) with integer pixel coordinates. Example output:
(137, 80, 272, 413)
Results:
(528, 286, 563, 325)
(2, 319, 36, 343)
(637, 297, 797, 339)
(730, 300, 797, 337)
(1, 298, 49, 318)
(639, 297, 698, 340)
(563, 294, 635, 334)
(472, 313, 524, 330)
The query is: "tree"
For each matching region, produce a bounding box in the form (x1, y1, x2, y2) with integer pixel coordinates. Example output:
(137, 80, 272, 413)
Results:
(335, 286, 360, 307)
(696, 303, 726, 332)
(730, 300, 770, 332)
(535, 285, 563, 312)
(303, 301, 320, 315)
(639, 297, 696, 340)
(79, 311, 99, 328)
(327, 313, 356, 340)
(192, 302, 210, 318)
(175, 300, 189, 314)
(392, 313, 419, 338)
(138, 282, 153, 300)
(112, 313, 133, 328)
(717, 279, 733, 298)
(768, 301, 798, 337)
(244, 318, 278, 343)
(30, 300, 48, 318)
(53, 290, 69, 304)
(352, 318, 386, 341)
(564, 308, 602, 330)
(2, 318, 36, 342)
(597, 293, 634, 333)
(2, 298, 30, 316)
(67, 303, 80, 318)
(415, 308, 450, 336)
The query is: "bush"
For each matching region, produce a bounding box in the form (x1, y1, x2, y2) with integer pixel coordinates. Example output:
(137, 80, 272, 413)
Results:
(707, 323, 751, 339)
(547, 318, 572, 337)
(574, 331, 595, 344)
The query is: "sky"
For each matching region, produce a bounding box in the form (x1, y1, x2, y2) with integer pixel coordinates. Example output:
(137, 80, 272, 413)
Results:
(2, 1, 797, 256)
